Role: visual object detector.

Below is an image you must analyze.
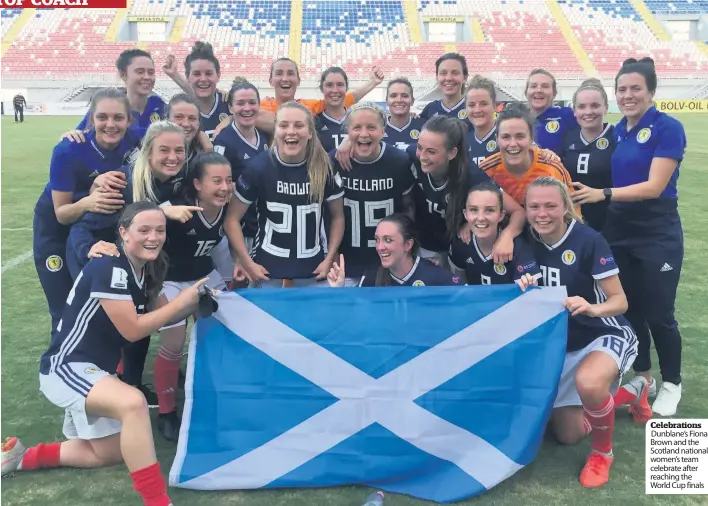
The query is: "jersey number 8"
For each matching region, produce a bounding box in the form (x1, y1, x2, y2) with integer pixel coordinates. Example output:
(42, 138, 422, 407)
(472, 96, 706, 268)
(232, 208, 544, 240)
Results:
(262, 201, 322, 258)
(344, 198, 394, 248)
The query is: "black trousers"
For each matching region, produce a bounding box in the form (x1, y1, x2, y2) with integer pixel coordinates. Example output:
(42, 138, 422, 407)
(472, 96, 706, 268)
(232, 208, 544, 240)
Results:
(612, 237, 683, 385)
(121, 337, 151, 386)
(14, 106, 23, 122)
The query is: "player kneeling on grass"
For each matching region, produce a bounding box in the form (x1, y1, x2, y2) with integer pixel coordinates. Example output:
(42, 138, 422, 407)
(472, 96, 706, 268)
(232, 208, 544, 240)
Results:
(327, 213, 462, 287)
(1, 201, 210, 506)
(525, 177, 651, 488)
(153, 151, 231, 442)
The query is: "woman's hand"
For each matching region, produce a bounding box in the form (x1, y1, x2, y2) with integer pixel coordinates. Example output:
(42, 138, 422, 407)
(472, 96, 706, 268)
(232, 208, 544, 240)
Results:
(93, 171, 127, 193)
(88, 241, 119, 259)
(492, 233, 514, 265)
(571, 182, 604, 205)
(327, 254, 346, 287)
(242, 258, 270, 284)
(565, 296, 597, 317)
(515, 273, 538, 292)
(335, 137, 355, 171)
(82, 189, 125, 214)
(163, 205, 203, 223)
(60, 129, 88, 143)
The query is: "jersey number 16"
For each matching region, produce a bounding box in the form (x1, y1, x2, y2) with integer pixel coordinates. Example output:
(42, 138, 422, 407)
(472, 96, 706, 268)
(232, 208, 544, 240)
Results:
(195, 240, 218, 257)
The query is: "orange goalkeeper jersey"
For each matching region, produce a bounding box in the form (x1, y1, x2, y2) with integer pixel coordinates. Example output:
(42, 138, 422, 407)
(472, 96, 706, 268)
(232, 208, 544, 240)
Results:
(260, 92, 357, 115)
(480, 148, 575, 206)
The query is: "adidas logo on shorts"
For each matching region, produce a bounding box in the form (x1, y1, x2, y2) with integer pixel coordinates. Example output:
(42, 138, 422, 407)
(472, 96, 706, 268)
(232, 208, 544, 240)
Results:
(660, 263, 673, 272)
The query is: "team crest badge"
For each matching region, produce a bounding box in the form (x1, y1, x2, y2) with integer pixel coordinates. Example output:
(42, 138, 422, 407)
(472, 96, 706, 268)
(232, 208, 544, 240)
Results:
(150, 112, 160, 123)
(493, 264, 507, 276)
(219, 113, 229, 122)
(596, 138, 609, 150)
(545, 120, 560, 134)
(412, 280, 426, 286)
(637, 128, 652, 144)
(84, 367, 99, 374)
(457, 110, 468, 120)
(486, 140, 497, 152)
(219, 225, 225, 237)
(46, 255, 63, 272)
(410, 129, 420, 139)
(562, 250, 576, 266)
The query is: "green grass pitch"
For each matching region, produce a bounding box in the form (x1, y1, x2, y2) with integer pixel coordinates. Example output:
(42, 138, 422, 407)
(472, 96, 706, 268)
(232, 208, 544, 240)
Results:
(1, 115, 707, 505)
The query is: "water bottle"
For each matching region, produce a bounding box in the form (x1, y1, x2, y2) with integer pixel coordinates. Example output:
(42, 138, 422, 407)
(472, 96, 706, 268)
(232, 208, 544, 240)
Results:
(362, 490, 384, 506)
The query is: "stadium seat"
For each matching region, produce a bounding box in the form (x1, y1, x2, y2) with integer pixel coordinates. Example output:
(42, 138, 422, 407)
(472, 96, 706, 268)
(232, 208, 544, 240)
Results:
(1, 9, 23, 39)
(643, 0, 708, 14)
(560, 0, 708, 77)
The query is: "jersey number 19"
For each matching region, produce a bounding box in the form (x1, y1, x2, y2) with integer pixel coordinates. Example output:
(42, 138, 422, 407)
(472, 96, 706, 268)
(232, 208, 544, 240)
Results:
(344, 198, 394, 248)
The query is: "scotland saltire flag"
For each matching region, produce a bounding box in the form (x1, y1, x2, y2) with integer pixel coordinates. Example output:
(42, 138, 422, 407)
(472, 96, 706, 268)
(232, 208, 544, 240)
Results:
(170, 285, 568, 503)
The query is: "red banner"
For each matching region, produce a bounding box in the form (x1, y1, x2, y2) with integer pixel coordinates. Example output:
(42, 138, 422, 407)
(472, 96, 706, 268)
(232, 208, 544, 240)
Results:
(0, 0, 127, 7)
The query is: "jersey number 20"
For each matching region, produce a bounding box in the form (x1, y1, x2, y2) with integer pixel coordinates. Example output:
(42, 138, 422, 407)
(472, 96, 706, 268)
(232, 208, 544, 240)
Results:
(262, 201, 322, 258)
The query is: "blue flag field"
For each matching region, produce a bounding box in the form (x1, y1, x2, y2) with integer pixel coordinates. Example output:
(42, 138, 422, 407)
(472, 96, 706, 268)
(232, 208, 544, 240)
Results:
(169, 285, 569, 503)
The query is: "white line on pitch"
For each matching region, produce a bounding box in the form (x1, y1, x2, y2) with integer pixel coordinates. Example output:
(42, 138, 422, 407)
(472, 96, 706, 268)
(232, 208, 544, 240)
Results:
(1, 250, 33, 274)
(2, 227, 32, 232)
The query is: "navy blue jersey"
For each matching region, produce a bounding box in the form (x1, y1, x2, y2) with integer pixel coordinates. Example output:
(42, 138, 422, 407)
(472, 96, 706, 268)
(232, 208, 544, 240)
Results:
(163, 198, 227, 282)
(448, 234, 540, 285)
(419, 97, 472, 129)
(213, 122, 270, 180)
(534, 105, 578, 155)
(384, 116, 425, 152)
(530, 220, 633, 352)
(77, 95, 165, 138)
(39, 253, 148, 375)
(407, 144, 493, 253)
(235, 148, 345, 279)
(561, 124, 614, 232)
(315, 111, 347, 153)
(467, 125, 499, 170)
(605, 107, 686, 245)
(200, 91, 231, 140)
(213, 123, 270, 238)
(333, 143, 415, 277)
(359, 256, 462, 287)
(43, 131, 140, 203)
(68, 163, 185, 269)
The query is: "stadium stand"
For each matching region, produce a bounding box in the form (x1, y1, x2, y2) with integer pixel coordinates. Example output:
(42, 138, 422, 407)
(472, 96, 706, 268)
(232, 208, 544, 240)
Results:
(142, 0, 291, 79)
(559, 0, 707, 77)
(298, 1, 414, 81)
(0, 0, 706, 79)
(1, 9, 22, 39)
(644, 0, 708, 14)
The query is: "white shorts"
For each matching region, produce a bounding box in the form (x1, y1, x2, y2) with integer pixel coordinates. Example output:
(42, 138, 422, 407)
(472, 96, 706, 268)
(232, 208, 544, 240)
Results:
(210, 237, 254, 283)
(39, 362, 121, 440)
(160, 270, 226, 329)
(250, 278, 329, 288)
(554, 331, 638, 408)
(344, 277, 361, 287)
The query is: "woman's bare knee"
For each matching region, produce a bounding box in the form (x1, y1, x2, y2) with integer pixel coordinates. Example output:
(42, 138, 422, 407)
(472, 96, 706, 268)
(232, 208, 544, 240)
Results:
(116, 388, 149, 420)
(552, 408, 586, 445)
